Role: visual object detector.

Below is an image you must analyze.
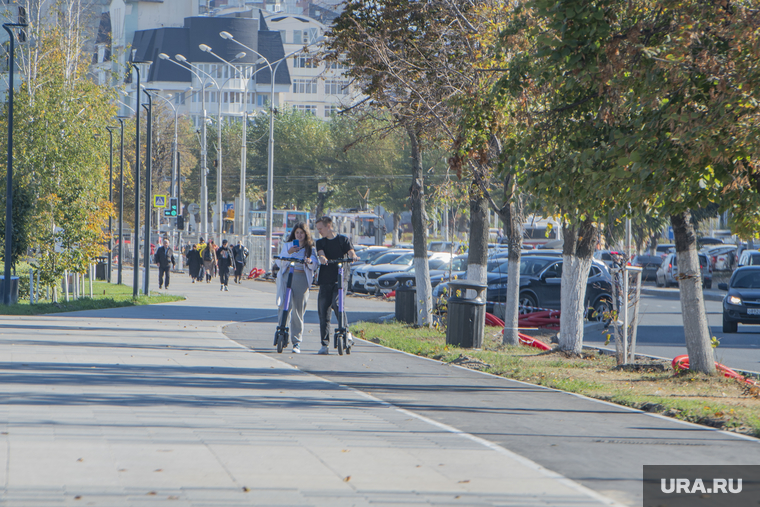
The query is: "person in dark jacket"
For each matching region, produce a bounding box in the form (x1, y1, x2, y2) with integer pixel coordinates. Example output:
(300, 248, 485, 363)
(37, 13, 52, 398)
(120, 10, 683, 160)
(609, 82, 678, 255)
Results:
(187, 244, 202, 283)
(232, 240, 249, 283)
(216, 239, 234, 291)
(154, 239, 176, 289)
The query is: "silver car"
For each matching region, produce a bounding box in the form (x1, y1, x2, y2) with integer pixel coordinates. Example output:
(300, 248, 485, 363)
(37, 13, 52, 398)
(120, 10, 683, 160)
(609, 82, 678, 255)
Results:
(656, 253, 712, 289)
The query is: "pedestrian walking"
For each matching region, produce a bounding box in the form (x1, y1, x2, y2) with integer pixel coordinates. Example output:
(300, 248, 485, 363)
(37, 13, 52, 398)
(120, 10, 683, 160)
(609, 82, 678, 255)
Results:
(187, 243, 202, 283)
(276, 223, 318, 354)
(232, 240, 249, 283)
(202, 238, 217, 283)
(154, 239, 175, 289)
(315, 216, 359, 355)
(216, 239, 234, 291)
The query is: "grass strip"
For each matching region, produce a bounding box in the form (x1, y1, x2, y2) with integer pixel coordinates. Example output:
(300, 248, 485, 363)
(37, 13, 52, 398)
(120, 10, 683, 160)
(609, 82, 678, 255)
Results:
(350, 321, 760, 438)
(0, 280, 184, 315)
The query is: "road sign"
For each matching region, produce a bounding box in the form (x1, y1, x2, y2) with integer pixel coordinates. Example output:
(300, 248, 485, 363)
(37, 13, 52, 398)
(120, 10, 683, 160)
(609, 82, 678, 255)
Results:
(318, 183, 328, 193)
(187, 203, 200, 214)
(154, 195, 167, 208)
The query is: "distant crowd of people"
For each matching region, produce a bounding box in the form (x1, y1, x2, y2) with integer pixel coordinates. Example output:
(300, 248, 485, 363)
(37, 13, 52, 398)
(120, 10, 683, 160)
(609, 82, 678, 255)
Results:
(153, 237, 249, 291)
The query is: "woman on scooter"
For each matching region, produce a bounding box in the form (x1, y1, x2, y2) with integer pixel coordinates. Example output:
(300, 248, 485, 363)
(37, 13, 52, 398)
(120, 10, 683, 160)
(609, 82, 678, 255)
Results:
(275, 223, 318, 353)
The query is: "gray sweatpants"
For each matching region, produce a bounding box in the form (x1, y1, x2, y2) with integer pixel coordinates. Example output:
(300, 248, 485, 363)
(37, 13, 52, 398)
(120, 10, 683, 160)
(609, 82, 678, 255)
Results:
(278, 271, 310, 346)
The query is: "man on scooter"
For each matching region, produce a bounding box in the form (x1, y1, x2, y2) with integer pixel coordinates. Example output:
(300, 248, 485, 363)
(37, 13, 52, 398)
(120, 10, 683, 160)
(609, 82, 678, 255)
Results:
(315, 216, 359, 355)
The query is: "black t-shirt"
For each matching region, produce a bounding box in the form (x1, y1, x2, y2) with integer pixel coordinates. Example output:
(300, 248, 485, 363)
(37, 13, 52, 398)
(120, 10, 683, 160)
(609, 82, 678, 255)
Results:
(316, 234, 353, 285)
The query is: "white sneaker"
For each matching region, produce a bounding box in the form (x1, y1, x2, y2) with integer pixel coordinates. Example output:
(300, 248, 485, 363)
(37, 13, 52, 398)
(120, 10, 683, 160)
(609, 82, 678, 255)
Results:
(224, 286, 229, 291)
(317, 346, 329, 355)
(220, 286, 224, 291)
(292, 345, 300, 354)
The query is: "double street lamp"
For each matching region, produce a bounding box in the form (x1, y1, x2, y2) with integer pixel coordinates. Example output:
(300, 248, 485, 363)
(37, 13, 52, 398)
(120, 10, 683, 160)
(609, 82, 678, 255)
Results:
(219, 31, 325, 275)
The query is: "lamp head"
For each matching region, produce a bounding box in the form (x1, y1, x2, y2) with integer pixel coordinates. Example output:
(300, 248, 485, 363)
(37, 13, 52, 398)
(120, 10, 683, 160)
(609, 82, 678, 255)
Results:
(220, 31, 233, 40)
(199, 44, 212, 53)
(235, 51, 246, 60)
(159, 53, 170, 60)
(175, 54, 188, 63)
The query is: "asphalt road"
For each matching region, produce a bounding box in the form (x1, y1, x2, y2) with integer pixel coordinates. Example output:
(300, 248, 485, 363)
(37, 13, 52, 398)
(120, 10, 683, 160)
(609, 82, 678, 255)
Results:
(584, 292, 760, 374)
(223, 280, 760, 507)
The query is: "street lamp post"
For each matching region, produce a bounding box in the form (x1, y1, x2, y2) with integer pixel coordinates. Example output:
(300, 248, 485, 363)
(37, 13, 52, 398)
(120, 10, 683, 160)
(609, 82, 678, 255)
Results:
(2, 22, 26, 306)
(200, 45, 250, 238)
(220, 31, 324, 275)
(180, 55, 223, 239)
(106, 126, 117, 283)
(117, 117, 126, 285)
(142, 90, 153, 296)
(161, 53, 214, 237)
(130, 60, 152, 298)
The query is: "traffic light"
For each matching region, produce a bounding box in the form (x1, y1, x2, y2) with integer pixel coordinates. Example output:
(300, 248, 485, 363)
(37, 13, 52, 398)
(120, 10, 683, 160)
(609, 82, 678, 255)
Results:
(176, 216, 185, 230)
(164, 197, 178, 217)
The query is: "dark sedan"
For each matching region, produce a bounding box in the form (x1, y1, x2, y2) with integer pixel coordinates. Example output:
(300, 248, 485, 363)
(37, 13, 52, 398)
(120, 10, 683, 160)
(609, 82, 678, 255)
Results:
(476, 256, 612, 317)
(720, 267, 760, 332)
(632, 255, 662, 282)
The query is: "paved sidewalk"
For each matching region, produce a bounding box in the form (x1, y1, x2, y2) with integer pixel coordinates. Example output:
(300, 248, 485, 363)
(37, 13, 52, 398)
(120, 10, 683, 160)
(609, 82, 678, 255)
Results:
(0, 272, 616, 506)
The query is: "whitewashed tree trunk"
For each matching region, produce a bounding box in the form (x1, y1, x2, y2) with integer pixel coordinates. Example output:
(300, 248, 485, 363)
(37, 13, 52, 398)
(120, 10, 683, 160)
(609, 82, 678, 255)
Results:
(558, 220, 598, 354)
(559, 254, 593, 354)
(466, 191, 489, 285)
(392, 212, 400, 247)
(672, 212, 715, 374)
(503, 254, 521, 344)
(406, 123, 433, 326)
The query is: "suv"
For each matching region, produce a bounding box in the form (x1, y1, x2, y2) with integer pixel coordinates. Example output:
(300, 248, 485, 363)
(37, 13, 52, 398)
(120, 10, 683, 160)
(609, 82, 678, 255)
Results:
(656, 253, 712, 289)
(738, 250, 760, 267)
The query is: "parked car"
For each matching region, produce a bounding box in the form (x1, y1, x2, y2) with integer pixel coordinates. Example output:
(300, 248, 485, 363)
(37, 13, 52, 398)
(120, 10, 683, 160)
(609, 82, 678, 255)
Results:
(363, 252, 417, 294)
(432, 257, 510, 306)
(434, 256, 612, 319)
(376, 257, 458, 293)
(698, 237, 724, 248)
(655, 253, 712, 288)
(738, 250, 760, 267)
(593, 250, 624, 268)
(719, 266, 760, 332)
(350, 249, 408, 293)
(655, 243, 676, 258)
(702, 245, 738, 271)
(631, 254, 663, 282)
(428, 241, 464, 253)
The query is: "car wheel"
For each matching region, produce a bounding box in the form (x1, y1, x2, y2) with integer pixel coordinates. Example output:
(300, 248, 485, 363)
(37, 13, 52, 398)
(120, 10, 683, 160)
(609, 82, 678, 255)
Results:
(704, 280, 712, 289)
(519, 293, 537, 314)
(723, 314, 738, 333)
(589, 298, 612, 321)
(655, 275, 664, 288)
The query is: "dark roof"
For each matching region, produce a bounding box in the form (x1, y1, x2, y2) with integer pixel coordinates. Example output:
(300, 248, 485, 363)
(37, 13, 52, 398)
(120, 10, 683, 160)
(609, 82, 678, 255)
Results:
(259, 9, 269, 31)
(254, 30, 290, 87)
(131, 15, 289, 86)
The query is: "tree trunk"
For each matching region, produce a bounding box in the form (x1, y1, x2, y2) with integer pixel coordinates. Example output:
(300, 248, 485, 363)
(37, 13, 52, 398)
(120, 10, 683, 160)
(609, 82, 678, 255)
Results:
(671, 212, 715, 374)
(558, 219, 598, 354)
(407, 124, 433, 327)
(502, 193, 523, 346)
(465, 187, 488, 284)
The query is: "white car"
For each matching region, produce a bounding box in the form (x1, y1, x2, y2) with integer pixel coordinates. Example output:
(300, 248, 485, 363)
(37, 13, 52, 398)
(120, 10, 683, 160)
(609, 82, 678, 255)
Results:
(702, 245, 737, 271)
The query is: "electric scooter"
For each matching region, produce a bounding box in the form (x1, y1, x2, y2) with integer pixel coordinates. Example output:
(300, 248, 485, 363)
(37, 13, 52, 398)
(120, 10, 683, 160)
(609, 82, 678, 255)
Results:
(327, 258, 354, 355)
(273, 255, 308, 353)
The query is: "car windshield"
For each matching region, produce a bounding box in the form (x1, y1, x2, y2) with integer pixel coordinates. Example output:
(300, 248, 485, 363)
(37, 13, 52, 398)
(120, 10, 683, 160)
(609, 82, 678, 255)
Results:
(392, 253, 415, 265)
(452, 257, 468, 271)
(521, 258, 554, 276)
(732, 270, 760, 289)
(429, 259, 449, 270)
(357, 249, 380, 261)
(487, 259, 509, 272)
(371, 252, 401, 265)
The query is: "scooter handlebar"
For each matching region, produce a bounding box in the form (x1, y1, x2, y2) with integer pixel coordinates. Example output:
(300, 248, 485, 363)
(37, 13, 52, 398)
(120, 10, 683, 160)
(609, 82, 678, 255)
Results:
(273, 256, 309, 264)
(325, 258, 355, 265)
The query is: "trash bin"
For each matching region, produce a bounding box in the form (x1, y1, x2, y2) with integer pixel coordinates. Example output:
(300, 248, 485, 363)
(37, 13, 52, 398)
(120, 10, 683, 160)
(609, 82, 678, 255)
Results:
(446, 280, 487, 348)
(95, 256, 108, 281)
(394, 274, 417, 324)
(0, 275, 20, 305)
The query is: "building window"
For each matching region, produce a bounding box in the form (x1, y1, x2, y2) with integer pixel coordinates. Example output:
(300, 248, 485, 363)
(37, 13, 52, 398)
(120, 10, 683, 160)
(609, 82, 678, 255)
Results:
(293, 56, 317, 69)
(324, 80, 350, 96)
(324, 105, 339, 117)
(328, 61, 347, 70)
(295, 104, 317, 116)
(293, 79, 317, 94)
(293, 29, 303, 44)
(257, 94, 269, 107)
(308, 27, 319, 44)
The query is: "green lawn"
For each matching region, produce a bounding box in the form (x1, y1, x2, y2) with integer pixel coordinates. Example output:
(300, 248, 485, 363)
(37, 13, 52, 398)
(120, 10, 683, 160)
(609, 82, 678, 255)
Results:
(0, 280, 184, 315)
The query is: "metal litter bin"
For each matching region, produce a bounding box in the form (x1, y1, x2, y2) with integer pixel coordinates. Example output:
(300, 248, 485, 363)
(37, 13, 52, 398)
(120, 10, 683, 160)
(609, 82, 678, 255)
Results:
(446, 280, 487, 348)
(394, 274, 417, 324)
(0, 276, 20, 305)
(95, 256, 108, 281)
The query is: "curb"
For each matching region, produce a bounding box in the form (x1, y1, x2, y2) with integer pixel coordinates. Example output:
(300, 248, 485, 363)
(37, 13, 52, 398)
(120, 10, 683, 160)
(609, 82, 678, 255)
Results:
(641, 287, 725, 302)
